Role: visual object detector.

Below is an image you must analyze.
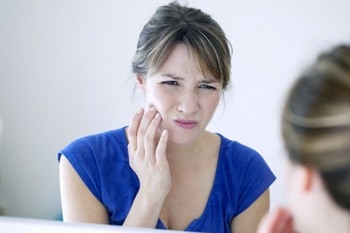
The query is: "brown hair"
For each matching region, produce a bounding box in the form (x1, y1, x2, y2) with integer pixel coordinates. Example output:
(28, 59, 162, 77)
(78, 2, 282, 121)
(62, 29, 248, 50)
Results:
(282, 44, 350, 210)
(131, 1, 232, 90)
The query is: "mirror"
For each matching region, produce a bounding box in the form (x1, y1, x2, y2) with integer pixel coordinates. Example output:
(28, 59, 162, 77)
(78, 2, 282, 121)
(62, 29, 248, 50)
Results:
(0, 0, 349, 222)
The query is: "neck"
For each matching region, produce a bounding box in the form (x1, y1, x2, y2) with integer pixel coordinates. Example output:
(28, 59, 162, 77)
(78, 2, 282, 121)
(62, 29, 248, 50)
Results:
(165, 131, 210, 165)
(318, 209, 350, 233)
(309, 192, 350, 233)
(166, 139, 200, 164)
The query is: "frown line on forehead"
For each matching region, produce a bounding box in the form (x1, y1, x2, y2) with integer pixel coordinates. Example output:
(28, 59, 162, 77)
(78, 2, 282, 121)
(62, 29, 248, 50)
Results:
(160, 73, 219, 83)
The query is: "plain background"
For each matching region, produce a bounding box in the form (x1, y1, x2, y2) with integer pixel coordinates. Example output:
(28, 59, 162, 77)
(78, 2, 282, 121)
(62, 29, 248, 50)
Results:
(0, 0, 349, 220)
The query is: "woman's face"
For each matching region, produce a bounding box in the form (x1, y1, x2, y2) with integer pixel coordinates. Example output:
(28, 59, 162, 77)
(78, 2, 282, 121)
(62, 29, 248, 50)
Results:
(137, 43, 222, 144)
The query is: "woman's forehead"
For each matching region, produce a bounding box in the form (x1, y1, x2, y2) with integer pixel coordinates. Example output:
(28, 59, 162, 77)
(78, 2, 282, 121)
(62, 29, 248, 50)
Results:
(154, 43, 219, 81)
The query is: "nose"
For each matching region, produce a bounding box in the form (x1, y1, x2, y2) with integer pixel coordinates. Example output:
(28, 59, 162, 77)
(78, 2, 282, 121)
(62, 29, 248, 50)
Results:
(177, 89, 199, 114)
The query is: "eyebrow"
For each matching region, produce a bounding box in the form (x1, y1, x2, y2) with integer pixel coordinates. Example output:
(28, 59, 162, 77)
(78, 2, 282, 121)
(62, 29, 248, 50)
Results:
(160, 73, 219, 83)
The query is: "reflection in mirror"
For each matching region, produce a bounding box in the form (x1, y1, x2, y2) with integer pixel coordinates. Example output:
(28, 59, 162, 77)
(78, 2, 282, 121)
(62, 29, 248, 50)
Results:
(0, 0, 350, 229)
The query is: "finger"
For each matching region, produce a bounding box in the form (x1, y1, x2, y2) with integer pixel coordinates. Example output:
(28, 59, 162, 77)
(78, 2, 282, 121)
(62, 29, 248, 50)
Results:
(156, 130, 168, 165)
(136, 106, 157, 152)
(128, 107, 144, 151)
(275, 208, 293, 233)
(144, 112, 162, 162)
(271, 208, 286, 232)
(257, 207, 286, 233)
(282, 215, 293, 233)
(127, 143, 134, 168)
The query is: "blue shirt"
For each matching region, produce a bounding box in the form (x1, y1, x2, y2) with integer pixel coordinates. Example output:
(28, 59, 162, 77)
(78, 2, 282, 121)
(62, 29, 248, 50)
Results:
(58, 127, 275, 232)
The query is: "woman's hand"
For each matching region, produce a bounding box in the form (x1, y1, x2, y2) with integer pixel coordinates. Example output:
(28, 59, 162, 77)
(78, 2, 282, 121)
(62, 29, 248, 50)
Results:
(257, 207, 294, 233)
(127, 107, 171, 200)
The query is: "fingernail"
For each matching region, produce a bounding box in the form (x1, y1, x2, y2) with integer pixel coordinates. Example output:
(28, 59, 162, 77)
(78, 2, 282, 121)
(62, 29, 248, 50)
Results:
(137, 107, 143, 114)
(149, 106, 156, 112)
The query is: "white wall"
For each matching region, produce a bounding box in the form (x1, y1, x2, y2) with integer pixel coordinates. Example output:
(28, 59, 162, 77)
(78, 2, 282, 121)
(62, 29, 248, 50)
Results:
(0, 0, 349, 220)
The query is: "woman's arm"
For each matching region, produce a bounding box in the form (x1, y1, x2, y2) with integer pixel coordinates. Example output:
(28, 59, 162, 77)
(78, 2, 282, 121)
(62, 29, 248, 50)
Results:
(230, 189, 270, 233)
(59, 153, 167, 228)
(59, 108, 170, 228)
(59, 155, 109, 223)
(123, 107, 171, 228)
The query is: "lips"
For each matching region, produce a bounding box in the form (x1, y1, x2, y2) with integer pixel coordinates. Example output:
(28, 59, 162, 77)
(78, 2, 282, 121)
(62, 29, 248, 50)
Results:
(174, 119, 198, 129)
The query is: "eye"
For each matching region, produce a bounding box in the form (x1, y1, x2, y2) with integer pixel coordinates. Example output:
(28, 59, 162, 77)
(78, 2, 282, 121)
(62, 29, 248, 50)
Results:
(199, 84, 217, 91)
(160, 81, 179, 86)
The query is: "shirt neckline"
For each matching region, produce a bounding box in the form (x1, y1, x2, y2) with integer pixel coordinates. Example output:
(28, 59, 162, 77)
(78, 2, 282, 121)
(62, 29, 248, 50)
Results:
(157, 133, 226, 231)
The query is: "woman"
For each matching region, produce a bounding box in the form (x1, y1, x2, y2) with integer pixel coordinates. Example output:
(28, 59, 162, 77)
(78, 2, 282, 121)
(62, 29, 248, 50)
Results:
(257, 45, 350, 233)
(58, 2, 275, 232)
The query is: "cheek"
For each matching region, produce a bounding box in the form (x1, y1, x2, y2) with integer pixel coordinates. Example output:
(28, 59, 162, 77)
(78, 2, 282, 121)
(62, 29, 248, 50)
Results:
(146, 87, 174, 112)
(202, 94, 221, 114)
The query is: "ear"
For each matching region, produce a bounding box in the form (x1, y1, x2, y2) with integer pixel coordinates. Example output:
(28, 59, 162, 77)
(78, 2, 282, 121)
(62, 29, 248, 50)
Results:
(136, 74, 146, 94)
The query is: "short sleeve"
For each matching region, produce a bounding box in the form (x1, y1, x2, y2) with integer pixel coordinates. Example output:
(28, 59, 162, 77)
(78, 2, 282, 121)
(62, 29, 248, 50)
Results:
(236, 152, 276, 214)
(217, 136, 276, 217)
(58, 136, 103, 203)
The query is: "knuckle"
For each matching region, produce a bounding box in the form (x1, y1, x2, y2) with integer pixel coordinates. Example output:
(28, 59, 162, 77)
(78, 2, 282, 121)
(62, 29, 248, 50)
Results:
(135, 148, 144, 157)
(145, 112, 155, 121)
(138, 127, 146, 137)
(144, 133, 153, 144)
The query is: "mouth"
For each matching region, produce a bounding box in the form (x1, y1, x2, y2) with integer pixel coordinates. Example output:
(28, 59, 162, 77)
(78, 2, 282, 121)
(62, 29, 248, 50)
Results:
(174, 119, 198, 129)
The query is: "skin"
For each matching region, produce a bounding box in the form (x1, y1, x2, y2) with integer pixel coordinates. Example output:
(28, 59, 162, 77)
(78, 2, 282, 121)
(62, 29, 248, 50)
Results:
(257, 161, 350, 233)
(59, 43, 270, 232)
(256, 207, 293, 233)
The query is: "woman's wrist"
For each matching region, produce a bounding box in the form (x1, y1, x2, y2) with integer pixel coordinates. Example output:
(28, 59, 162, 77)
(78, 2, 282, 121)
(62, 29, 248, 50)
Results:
(123, 188, 167, 228)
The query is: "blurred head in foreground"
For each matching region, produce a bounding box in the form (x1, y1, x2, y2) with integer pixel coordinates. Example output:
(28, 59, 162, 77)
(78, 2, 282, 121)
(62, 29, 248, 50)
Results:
(282, 44, 350, 233)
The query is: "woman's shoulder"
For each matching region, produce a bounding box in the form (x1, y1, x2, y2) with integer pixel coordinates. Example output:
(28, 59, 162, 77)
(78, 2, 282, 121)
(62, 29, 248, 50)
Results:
(75, 126, 127, 145)
(70, 126, 126, 147)
(58, 126, 132, 205)
(216, 133, 274, 180)
(217, 133, 262, 161)
(215, 133, 276, 215)
(58, 126, 128, 162)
